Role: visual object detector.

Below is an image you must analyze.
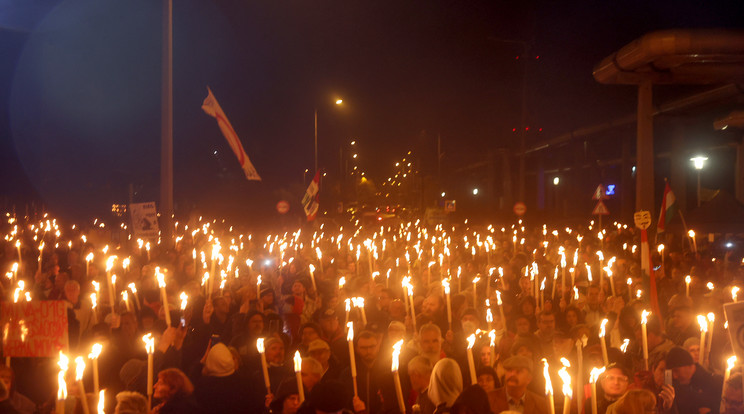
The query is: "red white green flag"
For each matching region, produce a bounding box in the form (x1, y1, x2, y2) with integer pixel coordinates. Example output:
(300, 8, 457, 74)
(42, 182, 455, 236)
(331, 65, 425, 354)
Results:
(657, 181, 678, 232)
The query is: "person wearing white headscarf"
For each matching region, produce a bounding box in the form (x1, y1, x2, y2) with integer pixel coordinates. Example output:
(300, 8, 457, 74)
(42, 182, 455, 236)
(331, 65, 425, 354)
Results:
(428, 358, 463, 414)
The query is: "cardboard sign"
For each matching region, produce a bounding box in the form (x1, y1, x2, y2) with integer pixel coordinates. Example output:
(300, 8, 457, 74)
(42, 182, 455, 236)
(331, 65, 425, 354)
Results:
(1, 301, 69, 357)
(634, 210, 652, 230)
(725, 301, 744, 360)
(130, 202, 160, 239)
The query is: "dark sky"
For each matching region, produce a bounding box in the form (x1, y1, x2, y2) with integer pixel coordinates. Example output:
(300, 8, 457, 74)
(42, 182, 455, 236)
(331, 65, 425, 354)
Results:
(0, 0, 741, 221)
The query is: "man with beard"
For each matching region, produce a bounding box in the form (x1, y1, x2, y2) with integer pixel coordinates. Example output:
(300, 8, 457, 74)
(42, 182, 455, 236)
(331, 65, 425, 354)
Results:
(417, 294, 447, 334)
(418, 323, 445, 366)
(340, 330, 384, 414)
(487, 355, 548, 413)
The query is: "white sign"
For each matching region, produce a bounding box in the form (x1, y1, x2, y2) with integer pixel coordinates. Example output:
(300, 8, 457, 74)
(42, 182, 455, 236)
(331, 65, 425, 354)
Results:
(130, 202, 159, 239)
(634, 211, 652, 230)
(725, 301, 744, 360)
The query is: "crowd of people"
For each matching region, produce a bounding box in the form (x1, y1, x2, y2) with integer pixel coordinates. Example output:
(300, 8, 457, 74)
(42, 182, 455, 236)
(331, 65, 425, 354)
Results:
(1, 214, 743, 414)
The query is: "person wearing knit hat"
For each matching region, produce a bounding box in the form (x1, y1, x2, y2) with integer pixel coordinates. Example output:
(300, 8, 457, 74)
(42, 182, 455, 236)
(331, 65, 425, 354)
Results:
(269, 378, 300, 414)
(665, 346, 723, 414)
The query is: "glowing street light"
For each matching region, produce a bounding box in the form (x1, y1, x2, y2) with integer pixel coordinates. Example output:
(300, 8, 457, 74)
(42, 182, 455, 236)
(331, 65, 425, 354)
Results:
(553, 177, 560, 185)
(335, 99, 343, 105)
(691, 155, 708, 207)
(472, 188, 479, 196)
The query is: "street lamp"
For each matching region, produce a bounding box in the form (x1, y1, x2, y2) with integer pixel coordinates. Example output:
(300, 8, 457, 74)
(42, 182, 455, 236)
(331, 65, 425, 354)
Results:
(472, 188, 479, 196)
(553, 177, 560, 186)
(690, 155, 708, 207)
(315, 98, 344, 174)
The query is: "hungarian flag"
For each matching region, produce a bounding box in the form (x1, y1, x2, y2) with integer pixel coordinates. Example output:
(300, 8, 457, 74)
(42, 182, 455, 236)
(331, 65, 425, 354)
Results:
(657, 181, 678, 232)
(302, 172, 320, 221)
(201, 87, 262, 181)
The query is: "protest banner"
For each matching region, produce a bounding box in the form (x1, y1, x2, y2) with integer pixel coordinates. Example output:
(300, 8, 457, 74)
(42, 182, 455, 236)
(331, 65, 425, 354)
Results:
(1, 301, 69, 357)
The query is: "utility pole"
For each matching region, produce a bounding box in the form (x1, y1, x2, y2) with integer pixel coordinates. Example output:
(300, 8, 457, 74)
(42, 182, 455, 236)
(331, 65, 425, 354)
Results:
(160, 0, 174, 248)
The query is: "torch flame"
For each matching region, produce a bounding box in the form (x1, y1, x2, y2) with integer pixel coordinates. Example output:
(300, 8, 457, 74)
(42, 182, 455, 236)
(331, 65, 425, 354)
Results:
(391, 339, 404, 372)
(293, 350, 302, 373)
(74, 356, 85, 381)
(142, 333, 154, 354)
(542, 358, 553, 396)
(156, 268, 165, 288)
(589, 367, 606, 384)
(105, 256, 116, 272)
(733, 286, 740, 302)
(697, 315, 708, 332)
(57, 351, 69, 400)
(89, 343, 102, 359)
(599, 319, 608, 338)
(727, 355, 737, 370)
(98, 390, 105, 414)
(441, 279, 450, 294)
(256, 338, 265, 353)
(466, 334, 476, 349)
(347, 322, 354, 341)
(641, 310, 650, 324)
(180, 292, 188, 310)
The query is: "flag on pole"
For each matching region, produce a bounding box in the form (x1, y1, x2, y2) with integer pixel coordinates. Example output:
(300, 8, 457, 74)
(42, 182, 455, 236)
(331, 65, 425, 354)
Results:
(657, 180, 678, 232)
(641, 229, 662, 318)
(302, 172, 320, 221)
(201, 87, 261, 181)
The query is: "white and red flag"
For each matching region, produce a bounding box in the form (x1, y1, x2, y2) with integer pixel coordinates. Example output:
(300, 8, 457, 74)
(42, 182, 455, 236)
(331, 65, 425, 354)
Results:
(302, 172, 320, 221)
(201, 87, 261, 181)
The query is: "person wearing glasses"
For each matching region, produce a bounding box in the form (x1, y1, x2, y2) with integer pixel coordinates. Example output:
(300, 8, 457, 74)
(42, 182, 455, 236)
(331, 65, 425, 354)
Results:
(584, 363, 631, 414)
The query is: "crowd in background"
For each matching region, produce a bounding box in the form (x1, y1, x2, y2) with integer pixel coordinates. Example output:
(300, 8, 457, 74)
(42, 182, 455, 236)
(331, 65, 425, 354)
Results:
(1, 214, 743, 414)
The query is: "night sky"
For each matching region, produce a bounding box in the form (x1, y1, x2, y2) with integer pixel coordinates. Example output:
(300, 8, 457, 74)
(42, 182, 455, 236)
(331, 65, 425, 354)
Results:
(0, 0, 741, 223)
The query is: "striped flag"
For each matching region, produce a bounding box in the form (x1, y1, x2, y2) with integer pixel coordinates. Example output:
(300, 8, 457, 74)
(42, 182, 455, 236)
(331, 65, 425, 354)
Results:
(302, 172, 320, 221)
(201, 87, 261, 181)
(657, 181, 678, 232)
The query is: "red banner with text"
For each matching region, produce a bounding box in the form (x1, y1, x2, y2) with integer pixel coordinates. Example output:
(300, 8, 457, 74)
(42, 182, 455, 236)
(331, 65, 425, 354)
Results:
(1, 301, 69, 357)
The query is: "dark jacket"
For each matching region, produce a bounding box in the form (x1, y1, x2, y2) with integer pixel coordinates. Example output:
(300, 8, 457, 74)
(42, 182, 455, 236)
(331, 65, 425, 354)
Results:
(193, 373, 250, 414)
(487, 387, 549, 414)
(673, 364, 723, 414)
(153, 392, 201, 414)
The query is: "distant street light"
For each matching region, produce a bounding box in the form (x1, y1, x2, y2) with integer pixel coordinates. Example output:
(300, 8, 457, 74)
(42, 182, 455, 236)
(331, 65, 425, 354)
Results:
(691, 155, 708, 207)
(315, 97, 344, 173)
(472, 188, 479, 196)
(553, 177, 560, 186)
(441, 192, 446, 197)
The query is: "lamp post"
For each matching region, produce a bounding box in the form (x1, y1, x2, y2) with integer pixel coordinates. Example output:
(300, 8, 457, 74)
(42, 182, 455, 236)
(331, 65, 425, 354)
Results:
(314, 98, 343, 174)
(691, 156, 708, 207)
